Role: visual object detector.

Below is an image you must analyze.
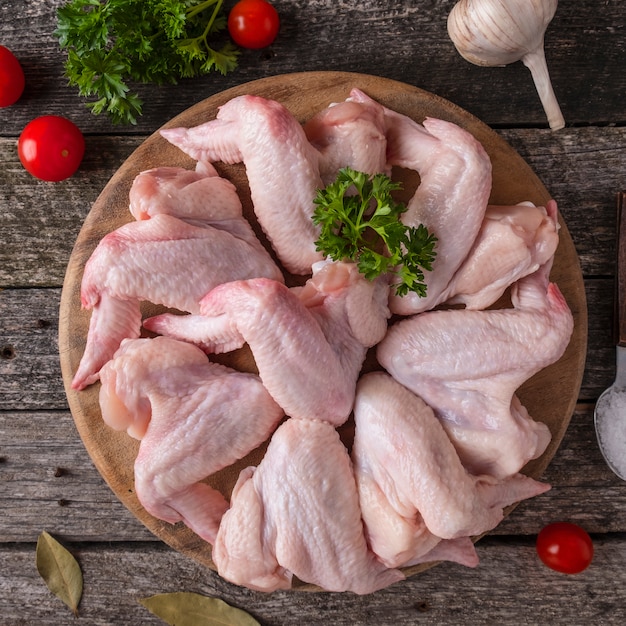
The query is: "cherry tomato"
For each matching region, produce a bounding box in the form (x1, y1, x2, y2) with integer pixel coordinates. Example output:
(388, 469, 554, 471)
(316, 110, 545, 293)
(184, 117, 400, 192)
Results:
(228, 0, 280, 49)
(0, 45, 25, 107)
(536, 522, 594, 574)
(18, 115, 85, 182)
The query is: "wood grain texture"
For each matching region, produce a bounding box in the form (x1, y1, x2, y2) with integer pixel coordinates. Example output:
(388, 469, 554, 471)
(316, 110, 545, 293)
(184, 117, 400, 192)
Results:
(2, 0, 626, 622)
(0, 281, 611, 411)
(0, 136, 140, 288)
(617, 193, 626, 346)
(0, 1, 625, 135)
(0, 408, 155, 543)
(56, 72, 587, 584)
(1, 288, 69, 411)
(4, 125, 626, 289)
(1, 537, 624, 625)
(2, 406, 624, 544)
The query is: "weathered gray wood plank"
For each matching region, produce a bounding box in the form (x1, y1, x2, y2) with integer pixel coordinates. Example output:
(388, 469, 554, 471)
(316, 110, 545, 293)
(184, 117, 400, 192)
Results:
(0, 288, 67, 411)
(0, 409, 154, 543)
(0, 1, 624, 136)
(583, 279, 614, 399)
(1, 536, 624, 625)
(2, 126, 626, 288)
(0, 136, 140, 288)
(2, 405, 624, 543)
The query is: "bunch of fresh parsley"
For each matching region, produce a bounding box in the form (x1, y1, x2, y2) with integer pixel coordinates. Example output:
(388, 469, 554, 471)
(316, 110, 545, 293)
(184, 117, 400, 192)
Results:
(313, 167, 437, 297)
(55, 0, 239, 124)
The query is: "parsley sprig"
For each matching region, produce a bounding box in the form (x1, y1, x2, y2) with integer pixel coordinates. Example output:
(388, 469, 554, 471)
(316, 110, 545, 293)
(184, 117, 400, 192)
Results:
(55, 0, 239, 124)
(312, 167, 437, 297)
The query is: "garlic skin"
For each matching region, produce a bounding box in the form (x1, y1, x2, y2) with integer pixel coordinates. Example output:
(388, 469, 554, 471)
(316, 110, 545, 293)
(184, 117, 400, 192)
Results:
(447, 0, 565, 130)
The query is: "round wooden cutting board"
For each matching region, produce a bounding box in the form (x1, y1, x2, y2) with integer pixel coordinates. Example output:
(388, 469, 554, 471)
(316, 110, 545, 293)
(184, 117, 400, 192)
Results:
(58, 71, 587, 589)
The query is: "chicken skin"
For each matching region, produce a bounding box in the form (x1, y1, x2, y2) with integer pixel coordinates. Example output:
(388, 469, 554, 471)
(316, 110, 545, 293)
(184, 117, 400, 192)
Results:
(377, 261, 573, 478)
(144, 260, 390, 426)
(161, 95, 326, 274)
(438, 200, 560, 310)
(99, 336, 284, 545)
(72, 163, 282, 390)
(303, 93, 389, 183)
(352, 372, 550, 567)
(347, 90, 492, 315)
(212, 417, 404, 594)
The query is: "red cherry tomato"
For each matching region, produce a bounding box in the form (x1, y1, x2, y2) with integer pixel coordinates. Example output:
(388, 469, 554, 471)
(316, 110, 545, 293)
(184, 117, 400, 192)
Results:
(0, 45, 25, 107)
(18, 115, 85, 182)
(536, 522, 594, 574)
(228, 0, 280, 49)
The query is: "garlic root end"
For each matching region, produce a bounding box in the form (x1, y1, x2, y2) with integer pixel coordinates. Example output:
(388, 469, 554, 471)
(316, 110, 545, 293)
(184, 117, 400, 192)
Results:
(522, 46, 565, 131)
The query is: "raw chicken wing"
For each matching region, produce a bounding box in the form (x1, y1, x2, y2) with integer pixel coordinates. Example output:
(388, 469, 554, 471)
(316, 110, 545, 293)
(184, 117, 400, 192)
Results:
(439, 200, 560, 310)
(145, 260, 390, 426)
(99, 336, 284, 545)
(304, 93, 389, 183)
(212, 417, 404, 593)
(72, 164, 283, 390)
(128, 161, 241, 223)
(377, 261, 574, 477)
(352, 372, 550, 567)
(161, 95, 325, 274)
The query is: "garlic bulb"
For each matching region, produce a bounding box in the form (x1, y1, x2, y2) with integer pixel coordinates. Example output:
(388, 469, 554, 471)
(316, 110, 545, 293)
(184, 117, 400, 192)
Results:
(447, 0, 565, 130)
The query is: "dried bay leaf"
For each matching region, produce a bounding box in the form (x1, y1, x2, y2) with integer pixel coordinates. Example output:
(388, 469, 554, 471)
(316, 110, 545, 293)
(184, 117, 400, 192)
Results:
(36, 531, 83, 616)
(139, 592, 260, 626)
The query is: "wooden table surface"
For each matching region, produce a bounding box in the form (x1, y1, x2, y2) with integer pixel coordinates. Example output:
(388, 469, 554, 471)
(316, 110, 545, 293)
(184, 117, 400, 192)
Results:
(1, 1, 625, 624)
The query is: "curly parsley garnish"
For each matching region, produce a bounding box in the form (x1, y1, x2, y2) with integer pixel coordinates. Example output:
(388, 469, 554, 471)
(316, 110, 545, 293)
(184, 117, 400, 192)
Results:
(312, 167, 437, 297)
(55, 0, 239, 124)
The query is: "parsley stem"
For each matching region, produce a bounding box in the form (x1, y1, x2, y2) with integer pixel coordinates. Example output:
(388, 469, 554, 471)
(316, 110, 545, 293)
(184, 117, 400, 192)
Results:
(186, 0, 221, 21)
(185, 0, 224, 54)
(201, 0, 224, 49)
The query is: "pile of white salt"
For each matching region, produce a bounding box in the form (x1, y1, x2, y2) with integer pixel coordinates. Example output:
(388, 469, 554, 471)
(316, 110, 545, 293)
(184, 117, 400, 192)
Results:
(595, 385, 626, 479)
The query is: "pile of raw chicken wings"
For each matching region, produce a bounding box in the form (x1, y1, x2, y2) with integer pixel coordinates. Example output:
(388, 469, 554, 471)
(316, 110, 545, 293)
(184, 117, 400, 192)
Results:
(72, 88, 573, 594)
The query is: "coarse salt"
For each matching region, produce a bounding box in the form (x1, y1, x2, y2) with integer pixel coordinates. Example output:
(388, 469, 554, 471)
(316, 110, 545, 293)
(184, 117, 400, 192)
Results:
(595, 386, 626, 479)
